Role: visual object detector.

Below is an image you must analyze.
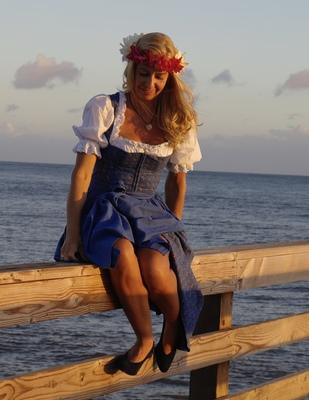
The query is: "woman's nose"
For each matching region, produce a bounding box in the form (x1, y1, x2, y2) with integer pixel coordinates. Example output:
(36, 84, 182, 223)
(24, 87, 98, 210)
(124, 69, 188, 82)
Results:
(144, 74, 155, 88)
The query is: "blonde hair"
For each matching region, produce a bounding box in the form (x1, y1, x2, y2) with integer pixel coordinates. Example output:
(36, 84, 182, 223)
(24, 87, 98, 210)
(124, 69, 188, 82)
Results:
(122, 32, 197, 147)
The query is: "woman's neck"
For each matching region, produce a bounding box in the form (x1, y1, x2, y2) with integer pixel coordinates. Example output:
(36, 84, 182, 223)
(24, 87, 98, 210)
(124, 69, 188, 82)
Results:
(129, 91, 157, 113)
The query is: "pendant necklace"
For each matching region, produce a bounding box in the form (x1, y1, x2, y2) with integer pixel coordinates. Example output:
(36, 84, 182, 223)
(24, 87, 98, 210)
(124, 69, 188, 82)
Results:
(129, 95, 156, 131)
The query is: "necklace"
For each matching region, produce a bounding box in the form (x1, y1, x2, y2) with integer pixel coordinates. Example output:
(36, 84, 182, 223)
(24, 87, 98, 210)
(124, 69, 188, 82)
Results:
(129, 95, 156, 131)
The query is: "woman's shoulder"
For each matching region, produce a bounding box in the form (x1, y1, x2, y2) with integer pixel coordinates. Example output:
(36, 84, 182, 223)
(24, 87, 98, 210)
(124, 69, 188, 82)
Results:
(84, 93, 113, 111)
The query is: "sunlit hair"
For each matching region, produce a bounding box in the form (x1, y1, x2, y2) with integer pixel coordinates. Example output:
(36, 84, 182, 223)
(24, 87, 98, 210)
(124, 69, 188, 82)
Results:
(122, 32, 197, 147)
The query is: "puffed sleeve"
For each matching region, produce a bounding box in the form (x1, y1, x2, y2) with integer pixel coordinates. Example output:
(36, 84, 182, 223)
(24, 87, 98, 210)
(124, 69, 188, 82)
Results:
(167, 127, 202, 173)
(72, 95, 114, 158)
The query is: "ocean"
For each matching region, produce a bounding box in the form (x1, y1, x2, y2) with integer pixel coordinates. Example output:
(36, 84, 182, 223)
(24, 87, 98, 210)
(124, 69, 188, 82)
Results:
(0, 160, 308, 399)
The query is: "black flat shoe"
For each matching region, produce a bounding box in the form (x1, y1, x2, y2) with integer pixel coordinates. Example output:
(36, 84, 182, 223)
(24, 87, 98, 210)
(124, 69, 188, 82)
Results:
(154, 337, 176, 373)
(115, 343, 154, 376)
(155, 319, 177, 373)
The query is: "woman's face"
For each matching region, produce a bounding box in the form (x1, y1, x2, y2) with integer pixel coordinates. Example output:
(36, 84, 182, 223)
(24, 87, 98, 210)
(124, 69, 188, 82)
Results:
(133, 64, 169, 102)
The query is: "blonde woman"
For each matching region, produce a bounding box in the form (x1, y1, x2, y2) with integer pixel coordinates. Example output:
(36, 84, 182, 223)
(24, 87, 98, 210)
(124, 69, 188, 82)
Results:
(55, 32, 203, 375)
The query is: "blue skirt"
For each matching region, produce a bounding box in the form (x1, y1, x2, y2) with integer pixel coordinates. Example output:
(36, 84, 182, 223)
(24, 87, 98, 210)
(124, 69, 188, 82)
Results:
(55, 191, 203, 351)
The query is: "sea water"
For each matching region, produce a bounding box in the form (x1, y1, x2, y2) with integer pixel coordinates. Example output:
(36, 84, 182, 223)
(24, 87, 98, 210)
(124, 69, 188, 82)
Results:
(0, 161, 308, 399)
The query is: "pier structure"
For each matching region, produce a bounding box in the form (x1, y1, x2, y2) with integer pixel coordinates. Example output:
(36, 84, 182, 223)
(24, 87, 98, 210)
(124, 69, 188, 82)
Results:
(0, 241, 309, 399)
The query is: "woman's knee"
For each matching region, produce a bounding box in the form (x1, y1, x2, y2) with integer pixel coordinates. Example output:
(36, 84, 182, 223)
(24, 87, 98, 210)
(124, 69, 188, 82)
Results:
(112, 238, 135, 266)
(110, 239, 147, 295)
(138, 250, 175, 296)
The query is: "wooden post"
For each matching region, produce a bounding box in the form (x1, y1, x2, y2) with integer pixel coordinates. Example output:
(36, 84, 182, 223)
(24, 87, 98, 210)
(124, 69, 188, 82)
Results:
(189, 292, 233, 400)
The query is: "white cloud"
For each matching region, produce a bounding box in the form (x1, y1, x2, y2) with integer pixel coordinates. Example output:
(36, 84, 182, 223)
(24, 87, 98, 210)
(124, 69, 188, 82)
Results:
(0, 121, 16, 135)
(13, 54, 82, 89)
(268, 125, 305, 139)
(6, 104, 19, 112)
(275, 69, 309, 96)
(211, 69, 235, 86)
(288, 113, 302, 120)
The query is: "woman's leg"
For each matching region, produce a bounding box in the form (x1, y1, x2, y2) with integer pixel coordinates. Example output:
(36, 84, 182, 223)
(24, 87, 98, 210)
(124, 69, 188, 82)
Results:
(109, 238, 153, 362)
(136, 248, 180, 354)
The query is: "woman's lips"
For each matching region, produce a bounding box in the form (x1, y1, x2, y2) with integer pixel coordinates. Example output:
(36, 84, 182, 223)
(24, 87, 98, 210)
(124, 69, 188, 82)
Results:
(139, 89, 153, 95)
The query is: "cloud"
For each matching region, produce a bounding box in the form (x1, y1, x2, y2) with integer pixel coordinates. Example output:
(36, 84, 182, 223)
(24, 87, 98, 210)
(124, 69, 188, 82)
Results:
(268, 125, 304, 139)
(13, 54, 82, 89)
(275, 69, 309, 96)
(6, 104, 19, 112)
(288, 113, 302, 120)
(0, 121, 17, 135)
(211, 69, 235, 86)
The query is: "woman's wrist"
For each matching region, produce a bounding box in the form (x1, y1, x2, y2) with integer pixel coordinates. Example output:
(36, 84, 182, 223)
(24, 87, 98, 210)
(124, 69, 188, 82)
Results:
(65, 227, 80, 243)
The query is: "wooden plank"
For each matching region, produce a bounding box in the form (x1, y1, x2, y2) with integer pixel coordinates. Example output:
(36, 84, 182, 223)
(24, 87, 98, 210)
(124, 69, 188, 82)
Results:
(236, 241, 309, 260)
(193, 261, 238, 294)
(1, 241, 308, 285)
(1, 241, 309, 329)
(1, 313, 308, 400)
(0, 263, 101, 285)
(218, 369, 309, 400)
(237, 252, 309, 290)
(0, 275, 119, 328)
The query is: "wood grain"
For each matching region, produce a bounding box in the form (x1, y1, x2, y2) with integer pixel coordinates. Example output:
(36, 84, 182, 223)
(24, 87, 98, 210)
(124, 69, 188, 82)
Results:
(1, 242, 309, 329)
(218, 369, 309, 400)
(216, 292, 233, 398)
(0, 313, 308, 399)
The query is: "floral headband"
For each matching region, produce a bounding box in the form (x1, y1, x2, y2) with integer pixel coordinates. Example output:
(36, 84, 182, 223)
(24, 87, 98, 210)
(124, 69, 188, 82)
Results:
(119, 33, 186, 73)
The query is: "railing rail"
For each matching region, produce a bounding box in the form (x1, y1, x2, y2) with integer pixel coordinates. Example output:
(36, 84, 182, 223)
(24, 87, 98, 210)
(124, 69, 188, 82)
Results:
(1, 241, 309, 399)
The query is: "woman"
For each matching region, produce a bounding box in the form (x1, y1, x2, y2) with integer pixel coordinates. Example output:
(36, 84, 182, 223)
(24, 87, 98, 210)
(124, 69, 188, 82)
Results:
(55, 32, 203, 375)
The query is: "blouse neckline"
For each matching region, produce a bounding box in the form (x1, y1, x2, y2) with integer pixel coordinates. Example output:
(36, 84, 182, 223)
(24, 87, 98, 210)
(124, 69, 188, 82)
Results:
(110, 91, 172, 154)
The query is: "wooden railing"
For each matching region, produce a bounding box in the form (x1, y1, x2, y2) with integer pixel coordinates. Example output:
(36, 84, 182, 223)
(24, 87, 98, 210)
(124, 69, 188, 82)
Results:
(0, 241, 309, 399)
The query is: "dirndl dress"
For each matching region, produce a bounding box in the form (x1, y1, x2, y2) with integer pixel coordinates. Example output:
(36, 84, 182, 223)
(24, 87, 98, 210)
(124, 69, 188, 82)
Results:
(55, 93, 203, 351)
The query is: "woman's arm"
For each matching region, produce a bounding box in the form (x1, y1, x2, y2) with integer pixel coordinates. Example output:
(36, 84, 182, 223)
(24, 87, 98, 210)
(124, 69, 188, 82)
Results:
(164, 171, 187, 220)
(61, 152, 97, 260)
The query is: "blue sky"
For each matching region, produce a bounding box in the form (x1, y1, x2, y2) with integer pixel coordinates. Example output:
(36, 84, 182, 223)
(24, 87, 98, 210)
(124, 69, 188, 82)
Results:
(1, 0, 309, 175)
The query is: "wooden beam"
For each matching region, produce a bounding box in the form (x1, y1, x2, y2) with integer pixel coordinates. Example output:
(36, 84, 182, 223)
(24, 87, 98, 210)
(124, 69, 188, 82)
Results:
(217, 369, 309, 400)
(189, 292, 234, 400)
(1, 241, 309, 329)
(0, 313, 308, 400)
(216, 292, 233, 398)
(189, 294, 222, 400)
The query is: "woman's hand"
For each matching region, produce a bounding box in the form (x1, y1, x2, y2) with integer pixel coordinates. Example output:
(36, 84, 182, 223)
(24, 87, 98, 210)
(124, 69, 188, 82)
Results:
(60, 236, 82, 261)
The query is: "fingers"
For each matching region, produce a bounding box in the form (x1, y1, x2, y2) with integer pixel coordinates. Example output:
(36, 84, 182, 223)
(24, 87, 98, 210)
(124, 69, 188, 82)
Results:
(60, 254, 78, 262)
(60, 238, 84, 263)
(60, 247, 80, 262)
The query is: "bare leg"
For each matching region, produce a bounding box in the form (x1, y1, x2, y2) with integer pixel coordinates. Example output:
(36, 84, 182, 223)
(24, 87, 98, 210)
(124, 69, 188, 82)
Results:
(109, 239, 153, 362)
(137, 248, 180, 354)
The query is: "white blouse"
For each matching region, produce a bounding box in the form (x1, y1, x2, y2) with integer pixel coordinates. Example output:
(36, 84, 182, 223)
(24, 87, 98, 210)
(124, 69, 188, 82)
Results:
(73, 91, 202, 173)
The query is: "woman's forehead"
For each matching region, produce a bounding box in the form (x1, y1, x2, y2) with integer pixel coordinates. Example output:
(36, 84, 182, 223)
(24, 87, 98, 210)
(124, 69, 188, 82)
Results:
(136, 64, 168, 75)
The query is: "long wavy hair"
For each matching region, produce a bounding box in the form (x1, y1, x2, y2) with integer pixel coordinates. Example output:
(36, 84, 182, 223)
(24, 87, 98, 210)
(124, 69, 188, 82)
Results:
(123, 32, 197, 147)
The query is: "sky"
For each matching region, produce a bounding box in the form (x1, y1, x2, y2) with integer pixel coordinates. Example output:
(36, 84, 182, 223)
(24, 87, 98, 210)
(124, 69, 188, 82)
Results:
(1, 0, 309, 175)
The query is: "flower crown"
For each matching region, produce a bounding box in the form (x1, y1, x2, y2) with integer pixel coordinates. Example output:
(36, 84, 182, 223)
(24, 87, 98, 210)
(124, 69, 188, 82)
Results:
(119, 33, 186, 73)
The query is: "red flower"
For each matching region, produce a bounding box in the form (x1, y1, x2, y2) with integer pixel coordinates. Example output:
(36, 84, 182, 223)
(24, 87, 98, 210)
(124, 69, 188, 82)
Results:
(127, 45, 184, 73)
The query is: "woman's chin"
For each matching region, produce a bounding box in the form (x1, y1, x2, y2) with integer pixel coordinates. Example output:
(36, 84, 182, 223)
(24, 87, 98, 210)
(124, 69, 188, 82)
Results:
(137, 90, 157, 101)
